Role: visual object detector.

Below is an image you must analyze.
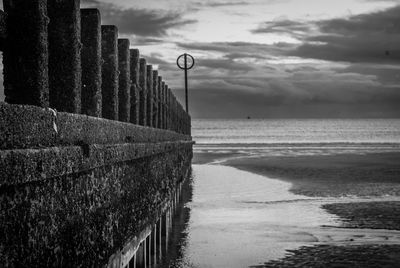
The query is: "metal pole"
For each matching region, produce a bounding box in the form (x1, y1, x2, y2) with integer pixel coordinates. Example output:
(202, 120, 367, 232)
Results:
(177, 53, 194, 114)
(184, 53, 189, 113)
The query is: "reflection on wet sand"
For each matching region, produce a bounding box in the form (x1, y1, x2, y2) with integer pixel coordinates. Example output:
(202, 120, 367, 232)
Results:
(159, 165, 400, 268)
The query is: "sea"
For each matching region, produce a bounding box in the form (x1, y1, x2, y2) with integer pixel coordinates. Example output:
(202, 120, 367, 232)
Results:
(192, 118, 400, 157)
(160, 119, 400, 268)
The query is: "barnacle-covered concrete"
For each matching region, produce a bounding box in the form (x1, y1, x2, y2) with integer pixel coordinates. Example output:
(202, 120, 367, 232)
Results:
(0, 103, 193, 267)
(0, 102, 191, 150)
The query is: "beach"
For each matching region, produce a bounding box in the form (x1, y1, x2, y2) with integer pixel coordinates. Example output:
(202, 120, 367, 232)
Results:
(157, 119, 400, 267)
(192, 149, 400, 267)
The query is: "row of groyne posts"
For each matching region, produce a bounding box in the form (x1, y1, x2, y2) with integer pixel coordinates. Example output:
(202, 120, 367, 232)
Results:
(0, 1, 192, 267)
(0, 0, 190, 135)
(114, 182, 186, 268)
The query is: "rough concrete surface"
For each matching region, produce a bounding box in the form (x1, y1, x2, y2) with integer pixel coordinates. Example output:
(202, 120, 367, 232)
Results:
(0, 103, 191, 150)
(0, 145, 193, 267)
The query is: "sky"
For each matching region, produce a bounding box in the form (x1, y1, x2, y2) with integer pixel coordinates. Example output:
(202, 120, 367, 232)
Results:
(1, 0, 400, 118)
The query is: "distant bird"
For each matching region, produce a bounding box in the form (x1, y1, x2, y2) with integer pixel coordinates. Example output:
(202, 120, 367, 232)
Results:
(247, 116, 251, 119)
(385, 50, 390, 56)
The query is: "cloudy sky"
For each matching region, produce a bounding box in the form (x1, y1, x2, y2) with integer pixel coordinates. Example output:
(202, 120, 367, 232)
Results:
(1, 0, 400, 118)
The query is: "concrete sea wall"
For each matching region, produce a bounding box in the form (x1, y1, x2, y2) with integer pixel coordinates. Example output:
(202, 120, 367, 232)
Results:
(0, 0, 193, 266)
(0, 103, 193, 267)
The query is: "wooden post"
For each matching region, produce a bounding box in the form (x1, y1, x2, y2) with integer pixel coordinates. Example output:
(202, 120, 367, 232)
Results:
(152, 70, 159, 128)
(129, 49, 140, 124)
(146, 65, 153, 127)
(3, 0, 49, 107)
(81, 8, 102, 117)
(139, 58, 147, 126)
(118, 39, 131, 122)
(101, 25, 119, 120)
(161, 81, 166, 129)
(48, 0, 81, 113)
(165, 85, 169, 130)
(157, 76, 162, 129)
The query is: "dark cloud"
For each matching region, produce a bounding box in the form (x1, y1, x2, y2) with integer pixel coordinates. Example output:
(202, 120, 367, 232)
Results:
(291, 5, 400, 63)
(81, 0, 197, 36)
(130, 37, 165, 46)
(251, 5, 400, 63)
(174, 87, 400, 118)
(224, 52, 268, 60)
(199, 58, 254, 71)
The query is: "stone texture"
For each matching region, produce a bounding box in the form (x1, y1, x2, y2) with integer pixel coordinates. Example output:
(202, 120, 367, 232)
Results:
(0, 103, 57, 149)
(139, 58, 147, 126)
(0, 103, 191, 150)
(101, 25, 119, 120)
(146, 65, 153, 127)
(118, 39, 131, 122)
(129, 49, 140, 124)
(0, 145, 193, 267)
(130, 85, 140, 125)
(2, 0, 49, 107)
(48, 0, 81, 113)
(0, 141, 194, 186)
(81, 9, 102, 117)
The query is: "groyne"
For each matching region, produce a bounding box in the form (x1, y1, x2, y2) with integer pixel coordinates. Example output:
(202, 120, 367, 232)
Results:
(0, 0, 193, 267)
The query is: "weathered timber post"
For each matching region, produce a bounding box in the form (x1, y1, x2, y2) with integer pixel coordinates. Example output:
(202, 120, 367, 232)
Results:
(165, 85, 169, 130)
(176, 98, 180, 133)
(157, 76, 163, 129)
(161, 81, 166, 129)
(3, 0, 49, 107)
(173, 95, 177, 132)
(182, 105, 186, 134)
(181, 104, 184, 133)
(152, 70, 159, 128)
(178, 103, 182, 133)
(129, 49, 140, 124)
(81, 8, 102, 117)
(101, 25, 119, 120)
(48, 0, 81, 113)
(146, 65, 153, 127)
(171, 89, 175, 131)
(118, 39, 131, 122)
(139, 58, 147, 126)
(171, 94, 175, 132)
(167, 86, 172, 131)
(185, 107, 189, 134)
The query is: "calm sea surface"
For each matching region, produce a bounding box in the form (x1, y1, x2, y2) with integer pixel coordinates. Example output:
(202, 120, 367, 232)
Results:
(192, 119, 400, 145)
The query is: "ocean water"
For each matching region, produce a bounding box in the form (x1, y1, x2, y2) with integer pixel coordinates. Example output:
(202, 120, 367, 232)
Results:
(192, 119, 400, 156)
(192, 119, 400, 144)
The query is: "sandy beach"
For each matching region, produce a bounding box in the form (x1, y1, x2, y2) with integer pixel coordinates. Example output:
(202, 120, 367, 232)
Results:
(192, 149, 400, 267)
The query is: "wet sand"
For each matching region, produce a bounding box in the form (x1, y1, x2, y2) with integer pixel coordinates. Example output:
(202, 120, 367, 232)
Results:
(192, 150, 400, 267)
(254, 245, 400, 268)
(195, 151, 400, 197)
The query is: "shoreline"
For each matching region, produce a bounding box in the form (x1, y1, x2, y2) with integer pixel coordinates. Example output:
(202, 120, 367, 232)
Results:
(195, 151, 400, 197)
(193, 149, 400, 267)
